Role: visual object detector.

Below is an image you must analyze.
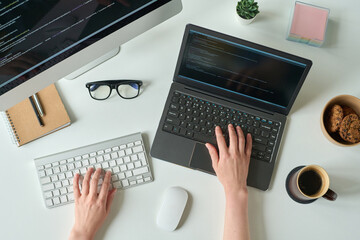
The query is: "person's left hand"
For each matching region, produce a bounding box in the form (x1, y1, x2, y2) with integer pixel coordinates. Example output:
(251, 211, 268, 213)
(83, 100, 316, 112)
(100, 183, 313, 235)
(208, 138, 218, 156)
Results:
(69, 168, 117, 240)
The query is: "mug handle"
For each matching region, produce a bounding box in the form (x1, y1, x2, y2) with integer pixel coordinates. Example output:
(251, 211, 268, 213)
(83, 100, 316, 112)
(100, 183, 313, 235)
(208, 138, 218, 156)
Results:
(322, 188, 337, 201)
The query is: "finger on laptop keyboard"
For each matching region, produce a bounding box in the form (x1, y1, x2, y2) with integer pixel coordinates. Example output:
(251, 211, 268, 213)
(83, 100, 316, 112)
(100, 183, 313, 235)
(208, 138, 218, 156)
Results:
(228, 124, 238, 153)
(246, 133, 253, 157)
(236, 126, 245, 152)
(215, 126, 227, 155)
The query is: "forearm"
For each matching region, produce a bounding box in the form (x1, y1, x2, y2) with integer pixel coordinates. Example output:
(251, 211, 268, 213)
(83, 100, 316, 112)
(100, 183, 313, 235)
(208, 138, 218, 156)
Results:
(223, 190, 250, 240)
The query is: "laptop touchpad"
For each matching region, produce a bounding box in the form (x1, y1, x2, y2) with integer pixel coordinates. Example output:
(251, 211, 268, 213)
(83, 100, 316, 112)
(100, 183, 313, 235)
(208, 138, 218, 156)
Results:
(189, 143, 215, 175)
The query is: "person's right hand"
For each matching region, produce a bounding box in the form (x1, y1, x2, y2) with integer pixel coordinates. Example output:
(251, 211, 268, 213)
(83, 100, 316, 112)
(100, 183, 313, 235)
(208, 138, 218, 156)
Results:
(206, 124, 252, 196)
(69, 168, 117, 240)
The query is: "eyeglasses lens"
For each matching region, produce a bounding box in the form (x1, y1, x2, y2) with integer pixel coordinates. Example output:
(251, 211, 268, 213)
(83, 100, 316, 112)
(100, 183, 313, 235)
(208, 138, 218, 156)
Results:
(89, 84, 111, 100)
(117, 83, 139, 98)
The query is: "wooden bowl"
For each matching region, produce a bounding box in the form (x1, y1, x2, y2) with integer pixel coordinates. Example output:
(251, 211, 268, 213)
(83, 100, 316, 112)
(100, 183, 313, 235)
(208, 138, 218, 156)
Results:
(320, 95, 360, 146)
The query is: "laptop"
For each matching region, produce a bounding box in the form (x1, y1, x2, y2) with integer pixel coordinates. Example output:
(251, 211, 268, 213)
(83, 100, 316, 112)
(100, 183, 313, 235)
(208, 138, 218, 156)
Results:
(150, 24, 312, 191)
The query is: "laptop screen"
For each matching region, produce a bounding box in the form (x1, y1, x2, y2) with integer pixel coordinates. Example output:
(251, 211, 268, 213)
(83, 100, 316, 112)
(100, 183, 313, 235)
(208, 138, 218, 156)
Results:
(175, 26, 312, 115)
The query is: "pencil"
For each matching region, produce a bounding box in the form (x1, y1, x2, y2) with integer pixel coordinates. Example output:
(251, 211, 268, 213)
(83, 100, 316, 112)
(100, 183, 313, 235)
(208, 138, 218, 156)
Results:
(29, 96, 44, 127)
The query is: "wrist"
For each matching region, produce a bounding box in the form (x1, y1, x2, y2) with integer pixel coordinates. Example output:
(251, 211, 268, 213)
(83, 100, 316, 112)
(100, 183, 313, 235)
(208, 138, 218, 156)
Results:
(224, 187, 248, 201)
(69, 227, 95, 240)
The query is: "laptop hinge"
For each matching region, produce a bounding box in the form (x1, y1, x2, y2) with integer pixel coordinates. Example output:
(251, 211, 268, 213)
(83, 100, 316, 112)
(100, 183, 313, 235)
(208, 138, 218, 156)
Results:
(184, 86, 275, 116)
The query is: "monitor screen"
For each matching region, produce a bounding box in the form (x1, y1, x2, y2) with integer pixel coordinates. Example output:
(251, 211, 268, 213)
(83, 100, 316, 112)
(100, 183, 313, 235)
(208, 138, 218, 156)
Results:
(0, 0, 161, 95)
(177, 30, 308, 109)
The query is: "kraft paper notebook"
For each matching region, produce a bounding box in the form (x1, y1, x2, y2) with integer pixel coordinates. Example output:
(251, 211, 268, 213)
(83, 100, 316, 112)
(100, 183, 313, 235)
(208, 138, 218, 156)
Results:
(1, 84, 71, 146)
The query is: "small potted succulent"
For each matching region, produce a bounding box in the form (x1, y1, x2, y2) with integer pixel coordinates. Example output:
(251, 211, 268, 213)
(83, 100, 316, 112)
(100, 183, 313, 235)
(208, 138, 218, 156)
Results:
(236, 0, 260, 24)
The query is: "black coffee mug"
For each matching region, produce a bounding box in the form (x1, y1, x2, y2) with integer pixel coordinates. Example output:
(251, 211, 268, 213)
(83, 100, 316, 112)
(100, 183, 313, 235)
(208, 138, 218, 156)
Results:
(286, 165, 337, 203)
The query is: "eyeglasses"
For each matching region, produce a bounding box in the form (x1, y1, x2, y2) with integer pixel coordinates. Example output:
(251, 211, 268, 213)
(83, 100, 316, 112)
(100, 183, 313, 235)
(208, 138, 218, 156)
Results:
(85, 80, 143, 100)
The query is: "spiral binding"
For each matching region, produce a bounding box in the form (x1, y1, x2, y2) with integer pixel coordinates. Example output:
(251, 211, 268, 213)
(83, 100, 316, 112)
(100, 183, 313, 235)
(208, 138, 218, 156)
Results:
(1, 111, 20, 145)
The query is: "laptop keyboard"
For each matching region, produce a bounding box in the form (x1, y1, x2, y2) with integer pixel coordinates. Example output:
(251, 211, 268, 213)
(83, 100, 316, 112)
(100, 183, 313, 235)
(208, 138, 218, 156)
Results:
(162, 91, 281, 162)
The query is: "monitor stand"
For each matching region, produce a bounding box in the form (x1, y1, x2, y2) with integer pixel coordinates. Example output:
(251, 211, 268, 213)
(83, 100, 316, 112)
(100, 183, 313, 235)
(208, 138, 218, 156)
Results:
(64, 47, 120, 80)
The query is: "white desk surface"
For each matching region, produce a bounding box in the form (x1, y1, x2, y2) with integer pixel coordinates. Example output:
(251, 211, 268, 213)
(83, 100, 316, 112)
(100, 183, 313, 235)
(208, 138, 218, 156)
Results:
(1, 0, 359, 239)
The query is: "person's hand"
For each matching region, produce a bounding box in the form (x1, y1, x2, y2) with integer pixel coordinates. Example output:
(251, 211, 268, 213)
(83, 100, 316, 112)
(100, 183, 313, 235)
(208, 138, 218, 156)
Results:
(69, 168, 117, 240)
(206, 124, 252, 196)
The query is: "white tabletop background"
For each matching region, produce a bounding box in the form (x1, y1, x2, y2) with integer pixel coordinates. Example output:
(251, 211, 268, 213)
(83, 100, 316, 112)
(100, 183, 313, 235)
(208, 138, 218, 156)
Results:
(0, 0, 359, 239)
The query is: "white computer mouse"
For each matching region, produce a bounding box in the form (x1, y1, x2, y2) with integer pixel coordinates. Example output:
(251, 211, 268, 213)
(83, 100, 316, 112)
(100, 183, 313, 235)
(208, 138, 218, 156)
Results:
(156, 186, 188, 231)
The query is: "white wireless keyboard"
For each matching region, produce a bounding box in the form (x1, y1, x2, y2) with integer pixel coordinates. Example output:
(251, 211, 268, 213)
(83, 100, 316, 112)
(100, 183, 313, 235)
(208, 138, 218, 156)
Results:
(34, 132, 153, 208)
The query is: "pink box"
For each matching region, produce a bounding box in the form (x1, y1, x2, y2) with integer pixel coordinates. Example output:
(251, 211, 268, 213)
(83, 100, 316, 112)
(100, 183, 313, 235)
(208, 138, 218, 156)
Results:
(287, 1, 330, 47)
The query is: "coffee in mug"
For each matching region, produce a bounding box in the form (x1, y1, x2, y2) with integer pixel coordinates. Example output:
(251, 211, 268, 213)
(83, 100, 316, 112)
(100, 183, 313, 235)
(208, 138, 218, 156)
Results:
(286, 165, 337, 203)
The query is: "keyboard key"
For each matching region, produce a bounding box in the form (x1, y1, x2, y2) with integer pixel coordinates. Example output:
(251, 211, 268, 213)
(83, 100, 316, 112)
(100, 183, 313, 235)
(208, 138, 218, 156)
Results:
(53, 189, 60, 196)
(55, 182, 62, 189)
(111, 166, 119, 173)
(45, 169, 53, 175)
(111, 152, 118, 159)
(252, 144, 266, 152)
(68, 193, 74, 201)
(46, 199, 53, 206)
(39, 170, 46, 177)
(82, 159, 90, 166)
(54, 166, 61, 174)
(51, 175, 58, 182)
(97, 150, 105, 155)
(43, 183, 55, 191)
(122, 180, 129, 187)
(133, 167, 149, 176)
(120, 165, 127, 172)
(104, 154, 111, 161)
(37, 165, 45, 170)
(60, 165, 67, 172)
(118, 173, 126, 179)
(118, 150, 125, 157)
(53, 197, 60, 205)
(44, 191, 53, 199)
(127, 163, 135, 170)
(60, 188, 67, 195)
(125, 148, 132, 155)
(133, 145, 143, 153)
(254, 137, 268, 145)
(113, 181, 122, 188)
(134, 161, 141, 168)
(60, 195, 68, 203)
(124, 156, 131, 163)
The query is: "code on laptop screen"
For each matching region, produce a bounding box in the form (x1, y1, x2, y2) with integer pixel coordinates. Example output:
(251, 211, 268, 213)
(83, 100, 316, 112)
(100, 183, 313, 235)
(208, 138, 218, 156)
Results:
(178, 30, 307, 108)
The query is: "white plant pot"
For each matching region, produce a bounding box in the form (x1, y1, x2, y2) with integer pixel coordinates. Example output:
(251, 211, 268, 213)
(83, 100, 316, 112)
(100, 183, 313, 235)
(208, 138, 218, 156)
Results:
(236, 13, 257, 25)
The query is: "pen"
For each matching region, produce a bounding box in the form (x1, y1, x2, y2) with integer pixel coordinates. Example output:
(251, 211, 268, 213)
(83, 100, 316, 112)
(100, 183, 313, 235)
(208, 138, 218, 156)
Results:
(32, 93, 44, 117)
(29, 96, 44, 127)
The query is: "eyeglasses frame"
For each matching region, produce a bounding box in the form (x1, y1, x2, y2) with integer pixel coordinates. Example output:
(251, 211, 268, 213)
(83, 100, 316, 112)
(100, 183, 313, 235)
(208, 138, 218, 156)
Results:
(85, 80, 143, 100)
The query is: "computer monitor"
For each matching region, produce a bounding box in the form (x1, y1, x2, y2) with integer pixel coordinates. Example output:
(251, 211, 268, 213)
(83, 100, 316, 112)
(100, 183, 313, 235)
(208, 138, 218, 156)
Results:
(0, 0, 182, 110)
